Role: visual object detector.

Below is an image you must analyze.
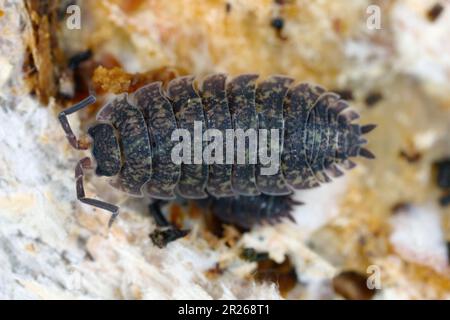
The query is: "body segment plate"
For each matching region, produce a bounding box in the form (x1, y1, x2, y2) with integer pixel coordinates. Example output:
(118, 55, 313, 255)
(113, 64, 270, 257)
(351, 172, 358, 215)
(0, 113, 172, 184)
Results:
(306, 93, 340, 183)
(227, 74, 260, 196)
(167, 76, 208, 199)
(200, 74, 234, 197)
(281, 83, 325, 189)
(97, 95, 152, 196)
(255, 76, 293, 195)
(135, 82, 180, 199)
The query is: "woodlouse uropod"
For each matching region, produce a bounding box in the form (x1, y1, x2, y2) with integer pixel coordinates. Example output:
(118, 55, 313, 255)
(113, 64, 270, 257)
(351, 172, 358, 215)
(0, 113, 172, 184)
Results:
(59, 73, 376, 243)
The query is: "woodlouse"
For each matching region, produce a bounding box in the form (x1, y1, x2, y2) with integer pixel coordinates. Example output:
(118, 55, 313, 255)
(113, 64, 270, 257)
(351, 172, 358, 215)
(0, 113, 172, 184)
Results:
(59, 73, 376, 236)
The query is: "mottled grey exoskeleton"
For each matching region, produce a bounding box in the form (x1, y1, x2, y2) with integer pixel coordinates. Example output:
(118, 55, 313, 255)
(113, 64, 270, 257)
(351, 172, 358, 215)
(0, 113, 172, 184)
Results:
(59, 74, 375, 244)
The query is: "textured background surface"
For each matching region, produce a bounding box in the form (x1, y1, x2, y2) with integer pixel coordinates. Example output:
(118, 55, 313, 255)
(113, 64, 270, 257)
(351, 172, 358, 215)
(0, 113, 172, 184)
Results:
(0, 0, 449, 299)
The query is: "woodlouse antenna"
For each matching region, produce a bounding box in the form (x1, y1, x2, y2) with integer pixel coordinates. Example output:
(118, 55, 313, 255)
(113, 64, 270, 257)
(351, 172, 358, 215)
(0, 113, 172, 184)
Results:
(76, 157, 119, 227)
(58, 95, 96, 150)
(59, 96, 122, 227)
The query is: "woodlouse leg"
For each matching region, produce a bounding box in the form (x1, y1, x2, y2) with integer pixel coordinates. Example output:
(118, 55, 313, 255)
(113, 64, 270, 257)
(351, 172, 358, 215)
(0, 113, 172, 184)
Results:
(58, 95, 96, 150)
(148, 200, 190, 248)
(76, 157, 119, 227)
(148, 200, 170, 227)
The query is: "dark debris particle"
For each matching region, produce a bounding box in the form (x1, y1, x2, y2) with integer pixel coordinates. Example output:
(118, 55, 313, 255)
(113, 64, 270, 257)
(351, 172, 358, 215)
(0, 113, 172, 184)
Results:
(435, 159, 450, 188)
(77, 236, 95, 261)
(447, 242, 450, 265)
(271, 17, 285, 30)
(254, 255, 297, 297)
(427, 3, 444, 22)
(68, 49, 93, 70)
(58, 0, 77, 21)
(270, 17, 288, 40)
(274, 0, 291, 5)
(332, 270, 377, 300)
(434, 159, 450, 206)
(333, 89, 354, 101)
(364, 91, 383, 107)
(440, 193, 450, 206)
(149, 227, 189, 249)
(399, 149, 422, 163)
(205, 263, 224, 279)
(391, 202, 411, 214)
(241, 248, 270, 262)
(225, 2, 232, 13)
(205, 210, 227, 238)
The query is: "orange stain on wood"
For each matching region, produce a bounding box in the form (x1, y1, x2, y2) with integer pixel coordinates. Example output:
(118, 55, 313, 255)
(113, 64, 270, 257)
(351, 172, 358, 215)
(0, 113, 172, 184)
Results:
(118, 0, 146, 13)
(169, 203, 184, 229)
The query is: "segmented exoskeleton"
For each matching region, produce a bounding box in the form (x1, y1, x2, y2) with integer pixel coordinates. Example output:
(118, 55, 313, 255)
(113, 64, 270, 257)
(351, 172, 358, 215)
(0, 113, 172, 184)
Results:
(59, 73, 375, 233)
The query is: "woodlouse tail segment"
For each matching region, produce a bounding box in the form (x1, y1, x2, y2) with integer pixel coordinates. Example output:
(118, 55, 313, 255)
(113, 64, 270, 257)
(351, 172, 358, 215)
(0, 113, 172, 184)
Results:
(358, 148, 376, 159)
(331, 100, 349, 115)
(343, 159, 357, 170)
(356, 124, 377, 159)
(358, 138, 368, 145)
(343, 110, 360, 121)
(75, 157, 120, 228)
(326, 165, 344, 178)
(58, 95, 96, 150)
(361, 124, 377, 134)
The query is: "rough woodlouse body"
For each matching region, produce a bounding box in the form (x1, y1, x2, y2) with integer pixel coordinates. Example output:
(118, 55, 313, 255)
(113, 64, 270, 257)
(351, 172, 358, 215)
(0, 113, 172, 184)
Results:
(59, 73, 375, 233)
(196, 194, 301, 230)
